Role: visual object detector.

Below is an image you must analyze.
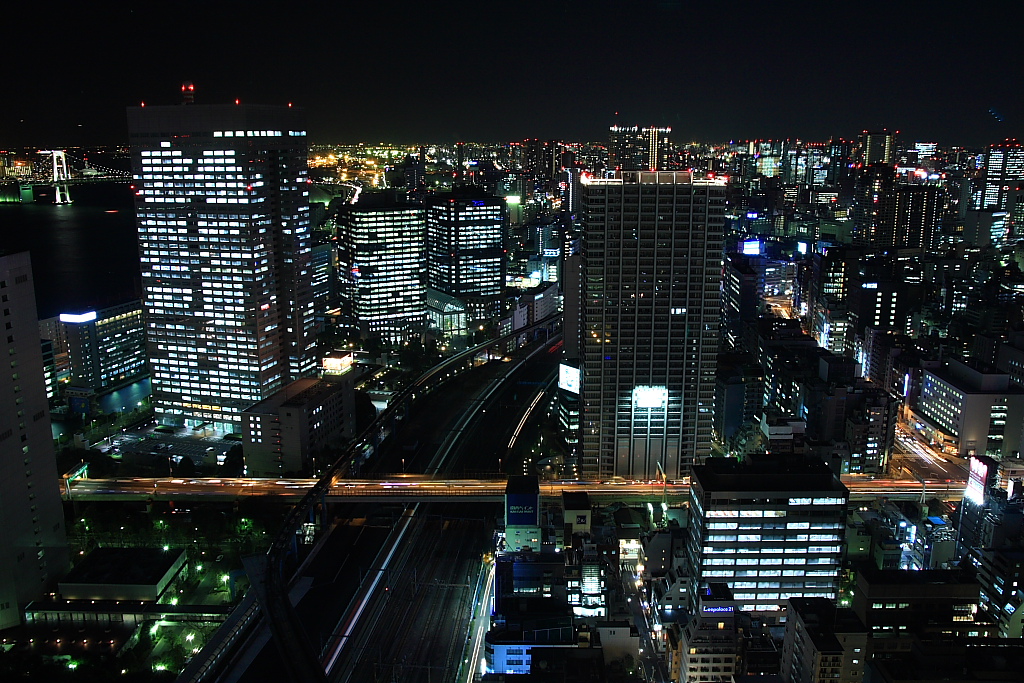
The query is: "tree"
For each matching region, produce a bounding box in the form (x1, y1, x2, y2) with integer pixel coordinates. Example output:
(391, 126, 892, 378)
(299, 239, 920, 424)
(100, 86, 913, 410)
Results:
(175, 456, 196, 477)
(222, 445, 244, 477)
(353, 390, 378, 432)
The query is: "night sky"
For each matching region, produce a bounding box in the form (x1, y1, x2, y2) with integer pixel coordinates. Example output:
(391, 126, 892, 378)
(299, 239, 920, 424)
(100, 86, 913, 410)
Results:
(4, 1, 1021, 147)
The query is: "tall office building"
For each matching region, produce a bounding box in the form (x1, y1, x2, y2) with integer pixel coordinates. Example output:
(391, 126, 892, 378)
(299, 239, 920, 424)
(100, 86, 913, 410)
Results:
(335, 195, 426, 342)
(0, 252, 69, 629)
(127, 103, 318, 431)
(975, 138, 1024, 211)
(425, 189, 506, 321)
(579, 171, 725, 480)
(686, 457, 848, 622)
(56, 301, 147, 391)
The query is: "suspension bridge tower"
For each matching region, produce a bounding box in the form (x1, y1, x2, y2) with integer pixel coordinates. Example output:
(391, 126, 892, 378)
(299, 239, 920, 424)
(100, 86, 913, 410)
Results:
(38, 150, 72, 204)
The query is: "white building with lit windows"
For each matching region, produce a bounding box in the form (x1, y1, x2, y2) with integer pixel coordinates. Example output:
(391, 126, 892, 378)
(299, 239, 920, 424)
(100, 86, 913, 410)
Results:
(128, 103, 318, 431)
(53, 301, 147, 391)
(335, 195, 426, 343)
(579, 171, 725, 480)
(686, 457, 848, 623)
(911, 358, 1024, 459)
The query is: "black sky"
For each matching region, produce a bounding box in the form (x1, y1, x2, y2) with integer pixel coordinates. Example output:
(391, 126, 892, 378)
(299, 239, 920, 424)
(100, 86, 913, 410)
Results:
(4, 0, 1021, 147)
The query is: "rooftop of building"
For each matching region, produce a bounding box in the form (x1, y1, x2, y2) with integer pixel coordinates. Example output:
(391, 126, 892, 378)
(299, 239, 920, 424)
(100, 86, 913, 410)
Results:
(856, 566, 974, 586)
(562, 491, 590, 511)
(243, 377, 345, 415)
(788, 598, 865, 655)
(60, 547, 185, 587)
(691, 456, 847, 494)
(582, 170, 727, 186)
(506, 475, 540, 496)
(869, 640, 1024, 681)
(481, 641, 605, 682)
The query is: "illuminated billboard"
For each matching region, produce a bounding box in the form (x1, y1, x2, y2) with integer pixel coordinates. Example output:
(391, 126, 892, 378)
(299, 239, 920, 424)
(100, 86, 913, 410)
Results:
(965, 456, 990, 506)
(633, 385, 667, 409)
(60, 311, 98, 324)
(506, 494, 539, 526)
(742, 239, 762, 255)
(558, 363, 580, 394)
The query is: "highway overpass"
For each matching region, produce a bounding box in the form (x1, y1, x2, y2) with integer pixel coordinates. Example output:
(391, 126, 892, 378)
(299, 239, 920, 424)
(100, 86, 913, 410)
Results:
(64, 475, 965, 504)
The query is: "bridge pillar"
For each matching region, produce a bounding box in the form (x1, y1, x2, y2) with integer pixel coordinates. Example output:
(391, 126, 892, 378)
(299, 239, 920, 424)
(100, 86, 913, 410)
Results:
(39, 150, 72, 204)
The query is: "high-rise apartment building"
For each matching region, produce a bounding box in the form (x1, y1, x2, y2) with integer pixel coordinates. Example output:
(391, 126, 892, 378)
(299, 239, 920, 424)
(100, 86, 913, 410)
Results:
(893, 184, 944, 251)
(858, 130, 895, 165)
(608, 125, 671, 171)
(335, 195, 426, 342)
(686, 457, 848, 622)
(127, 103, 318, 430)
(852, 164, 897, 247)
(425, 189, 506, 321)
(0, 252, 69, 629)
(579, 171, 724, 480)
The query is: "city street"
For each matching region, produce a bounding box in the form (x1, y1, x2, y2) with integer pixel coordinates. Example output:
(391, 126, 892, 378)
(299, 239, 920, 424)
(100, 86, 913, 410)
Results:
(893, 424, 967, 483)
(623, 573, 668, 683)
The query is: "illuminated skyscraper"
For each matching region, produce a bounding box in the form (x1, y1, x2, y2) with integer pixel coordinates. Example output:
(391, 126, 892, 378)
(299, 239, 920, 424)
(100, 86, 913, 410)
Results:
(975, 138, 1024, 211)
(608, 125, 672, 171)
(858, 129, 895, 165)
(426, 190, 506, 321)
(127, 103, 318, 430)
(579, 171, 725, 480)
(335, 196, 426, 342)
(0, 252, 69, 629)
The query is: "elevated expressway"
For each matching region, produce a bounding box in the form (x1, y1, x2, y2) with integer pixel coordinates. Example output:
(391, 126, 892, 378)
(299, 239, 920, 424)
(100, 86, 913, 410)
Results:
(66, 475, 965, 505)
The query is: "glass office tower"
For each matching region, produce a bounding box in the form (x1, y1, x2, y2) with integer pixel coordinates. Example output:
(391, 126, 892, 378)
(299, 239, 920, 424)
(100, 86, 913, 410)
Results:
(127, 103, 318, 430)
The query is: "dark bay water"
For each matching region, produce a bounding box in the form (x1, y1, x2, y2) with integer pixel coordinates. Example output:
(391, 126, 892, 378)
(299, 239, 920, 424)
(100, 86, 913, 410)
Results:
(0, 182, 139, 319)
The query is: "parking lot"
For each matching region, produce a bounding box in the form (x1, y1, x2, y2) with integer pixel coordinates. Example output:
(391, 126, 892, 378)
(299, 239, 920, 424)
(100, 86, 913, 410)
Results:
(102, 428, 236, 474)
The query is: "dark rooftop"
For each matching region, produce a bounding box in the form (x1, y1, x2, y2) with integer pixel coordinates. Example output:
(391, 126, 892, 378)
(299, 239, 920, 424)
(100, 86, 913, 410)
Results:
(692, 456, 847, 494)
(562, 491, 590, 510)
(61, 547, 185, 586)
(506, 475, 540, 496)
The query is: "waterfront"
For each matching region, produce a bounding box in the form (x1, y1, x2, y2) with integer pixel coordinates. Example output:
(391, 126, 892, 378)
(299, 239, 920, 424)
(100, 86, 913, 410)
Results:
(0, 182, 138, 318)
(51, 377, 152, 440)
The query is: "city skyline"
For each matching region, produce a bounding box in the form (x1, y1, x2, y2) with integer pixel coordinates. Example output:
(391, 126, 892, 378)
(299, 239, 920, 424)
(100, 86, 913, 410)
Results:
(4, 2, 1021, 148)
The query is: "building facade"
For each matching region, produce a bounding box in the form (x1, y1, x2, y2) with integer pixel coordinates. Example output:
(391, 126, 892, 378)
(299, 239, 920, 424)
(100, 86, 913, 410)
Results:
(335, 196, 426, 343)
(127, 103, 318, 431)
(975, 139, 1024, 211)
(0, 253, 69, 629)
(242, 367, 356, 477)
(55, 301, 147, 391)
(780, 597, 867, 683)
(686, 457, 848, 622)
(579, 171, 725, 479)
(425, 190, 506, 321)
(912, 358, 1024, 459)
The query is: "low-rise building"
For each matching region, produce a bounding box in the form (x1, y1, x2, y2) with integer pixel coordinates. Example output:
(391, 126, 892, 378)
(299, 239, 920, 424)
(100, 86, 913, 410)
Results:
(781, 597, 867, 683)
(242, 360, 357, 476)
(851, 567, 996, 654)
